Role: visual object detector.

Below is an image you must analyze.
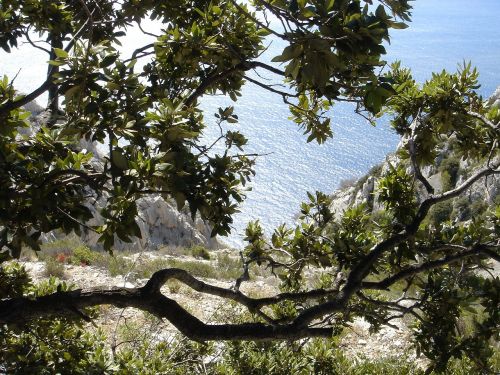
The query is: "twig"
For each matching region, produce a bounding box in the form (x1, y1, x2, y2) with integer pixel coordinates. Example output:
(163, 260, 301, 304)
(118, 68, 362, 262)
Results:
(408, 114, 434, 194)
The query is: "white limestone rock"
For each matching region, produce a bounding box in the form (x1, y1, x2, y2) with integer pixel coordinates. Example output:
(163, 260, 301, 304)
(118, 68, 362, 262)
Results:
(79, 195, 218, 251)
(23, 104, 219, 250)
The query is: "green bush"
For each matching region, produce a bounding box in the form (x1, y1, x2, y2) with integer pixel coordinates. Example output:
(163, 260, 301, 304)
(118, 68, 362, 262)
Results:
(115, 338, 211, 375)
(0, 262, 31, 298)
(470, 200, 488, 219)
(44, 256, 65, 278)
(354, 162, 383, 191)
(441, 170, 454, 192)
(134, 258, 170, 279)
(438, 154, 460, 188)
(38, 235, 85, 259)
(167, 258, 219, 279)
(494, 193, 500, 206)
(339, 177, 358, 190)
(370, 209, 392, 225)
(217, 339, 423, 375)
(189, 245, 211, 260)
(72, 245, 102, 266)
(452, 196, 471, 221)
(429, 201, 453, 225)
(96, 255, 134, 277)
(216, 253, 243, 280)
(77, 250, 137, 278)
(2, 263, 496, 375)
(157, 245, 193, 258)
(167, 279, 182, 294)
(0, 264, 110, 375)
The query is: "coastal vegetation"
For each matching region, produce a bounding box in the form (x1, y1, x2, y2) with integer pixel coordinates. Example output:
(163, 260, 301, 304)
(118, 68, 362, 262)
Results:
(0, 0, 499, 373)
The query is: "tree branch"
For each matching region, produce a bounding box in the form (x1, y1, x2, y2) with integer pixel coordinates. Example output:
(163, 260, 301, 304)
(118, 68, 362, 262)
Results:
(407, 162, 500, 233)
(291, 163, 500, 328)
(361, 244, 499, 290)
(39, 169, 103, 189)
(248, 61, 285, 76)
(408, 116, 434, 194)
(229, 0, 287, 41)
(467, 110, 500, 131)
(0, 268, 334, 341)
(0, 18, 89, 115)
(124, 42, 155, 64)
(184, 61, 285, 107)
(244, 75, 298, 98)
(184, 65, 246, 107)
(291, 232, 407, 328)
(2, 159, 498, 338)
(23, 31, 51, 54)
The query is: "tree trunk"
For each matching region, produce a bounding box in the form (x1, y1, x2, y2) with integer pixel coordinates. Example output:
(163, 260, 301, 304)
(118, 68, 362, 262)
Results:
(47, 33, 63, 123)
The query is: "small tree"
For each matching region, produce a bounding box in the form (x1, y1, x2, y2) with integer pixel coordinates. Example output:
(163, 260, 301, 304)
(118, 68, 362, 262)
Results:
(0, 0, 498, 372)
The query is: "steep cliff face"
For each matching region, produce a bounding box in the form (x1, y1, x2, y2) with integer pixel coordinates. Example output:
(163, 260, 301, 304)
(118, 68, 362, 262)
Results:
(77, 196, 218, 251)
(24, 103, 218, 250)
(330, 87, 500, 221)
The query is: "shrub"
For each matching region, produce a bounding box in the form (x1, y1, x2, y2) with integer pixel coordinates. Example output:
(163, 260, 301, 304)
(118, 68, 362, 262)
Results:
(189, 245, 211, 260)
(0, 262, 31, 298)
(353, 163, 384, 191)
(429, 201, 453, 225)
(494, 193, 500, 206)
(452, 196, 471, 221)
(339, 177, 358, 190)
(438, 155, 460, 190)
(2, 263, 496, 375)
(157, 245, 193, 258)
(38, 235, 84, 258)
(218, 339, 423, 375)
(56, 252, 70, 264)
(134, 258, 171, 279)
(216, 253, 243, 280)
(470, 200, 488, 219)
(0, 265, 110, 374)
(167, 279, 182, 294)
(72, 245, 102, 266)
(44, 256, 65, 278)
(441, 170, 454, 192)
(370, 209, 391, 226)
(167, 258, 219, 279)
(97, 255, 134, 277)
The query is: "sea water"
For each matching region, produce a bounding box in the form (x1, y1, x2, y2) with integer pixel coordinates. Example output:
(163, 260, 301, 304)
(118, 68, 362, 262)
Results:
(1, 0, 500, 247)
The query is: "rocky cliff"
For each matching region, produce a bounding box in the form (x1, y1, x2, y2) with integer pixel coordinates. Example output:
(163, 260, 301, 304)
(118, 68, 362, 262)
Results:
(329, 87, 500, 221)
(24, 102, 218, 251)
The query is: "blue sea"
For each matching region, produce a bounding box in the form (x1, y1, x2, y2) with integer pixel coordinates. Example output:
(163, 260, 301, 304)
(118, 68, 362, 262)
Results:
(2, 0, 500, 248)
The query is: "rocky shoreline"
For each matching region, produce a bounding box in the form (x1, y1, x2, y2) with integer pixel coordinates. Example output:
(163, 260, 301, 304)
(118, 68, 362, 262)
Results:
(328, 86, 500, 224)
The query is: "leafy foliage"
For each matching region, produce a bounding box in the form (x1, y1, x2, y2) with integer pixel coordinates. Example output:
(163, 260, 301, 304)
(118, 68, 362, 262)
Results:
(0, 264, 110, 374)
(0, 0, 415, 256)
(0, 0, 499, 373)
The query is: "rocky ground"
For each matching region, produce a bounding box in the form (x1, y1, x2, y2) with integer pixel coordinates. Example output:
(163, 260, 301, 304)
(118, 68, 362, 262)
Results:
(16, 249, 425, 365)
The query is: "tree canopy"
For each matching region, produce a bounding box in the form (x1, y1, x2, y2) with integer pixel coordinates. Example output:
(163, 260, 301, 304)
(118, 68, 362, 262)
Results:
(0, 0, 499, 373)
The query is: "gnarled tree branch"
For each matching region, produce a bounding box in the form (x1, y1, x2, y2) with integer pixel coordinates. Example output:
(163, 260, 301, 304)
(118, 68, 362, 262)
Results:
(361, 244, 499, 290)
(0, 268, 333, 341)
(290, 164, 500, 328)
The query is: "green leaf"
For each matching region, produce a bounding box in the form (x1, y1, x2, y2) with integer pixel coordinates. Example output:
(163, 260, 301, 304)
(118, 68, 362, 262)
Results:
(53, 48, 68, 59)
(271, 44, 303, 62)
(390, 21, 408, 30)
(100, 54, 118, 68)
(111, 150, 129, 170)
(64, 85, 81, 100)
